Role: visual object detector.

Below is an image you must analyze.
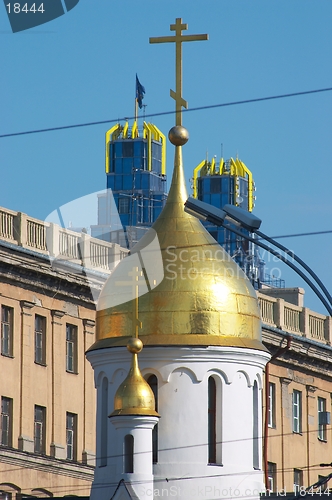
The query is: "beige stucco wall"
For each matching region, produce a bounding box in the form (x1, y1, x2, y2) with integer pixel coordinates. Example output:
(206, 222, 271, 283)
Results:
(264, 346, 332, 493)
(0, 278, 96, 497)
(1, 243, 332, 498)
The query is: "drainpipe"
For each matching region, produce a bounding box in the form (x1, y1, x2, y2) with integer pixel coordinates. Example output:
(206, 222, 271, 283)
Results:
(264, 335, 292, 488)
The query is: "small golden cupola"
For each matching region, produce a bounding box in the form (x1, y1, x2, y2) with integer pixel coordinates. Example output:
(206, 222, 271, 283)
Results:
(111, 337, 159, 417)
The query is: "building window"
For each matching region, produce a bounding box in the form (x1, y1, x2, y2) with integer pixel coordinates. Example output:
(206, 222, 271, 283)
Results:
(253, 380, 260, 469)
(66, 324, 77, 373)
(294, 468, 303, 491)
(122, 142, 134, 158)
(147, 375, 158, 464)
(124, 434, 134, 473)
(34, 405, 46, 454)
(292, 390, 302, 434)
(268, 383, 276, 428)
(0, 493, 12, 500)
(31, 489, 53, 498)
(207, 376, 222, 465)
(267, 462, 277, 492)
(210, 177, 221, 193)
(208, 376, 217, 464)
(118, 197, 129, 214)
(34, 315, 46, 365)
(100, 377, 108, 467)
(1, 397, 13, 446)
(1, 306, 13, 357)
(317, 476, 330, 493)
(318, 397, 328, 441)
(66, 412, 77, 460)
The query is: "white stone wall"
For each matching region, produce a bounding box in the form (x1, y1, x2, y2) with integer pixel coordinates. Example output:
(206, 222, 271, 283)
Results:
(87, 345, 270, 500)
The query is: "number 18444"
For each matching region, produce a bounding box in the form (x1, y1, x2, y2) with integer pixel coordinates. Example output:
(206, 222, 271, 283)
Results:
(6, 3, 45, 14)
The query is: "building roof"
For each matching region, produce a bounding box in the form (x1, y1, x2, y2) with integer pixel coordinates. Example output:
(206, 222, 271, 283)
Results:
(110, 479, 140, 500)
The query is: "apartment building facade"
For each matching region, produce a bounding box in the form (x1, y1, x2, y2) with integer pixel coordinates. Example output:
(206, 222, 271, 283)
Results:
(1, 206, 332, 498)
(0, 207, 127, 499)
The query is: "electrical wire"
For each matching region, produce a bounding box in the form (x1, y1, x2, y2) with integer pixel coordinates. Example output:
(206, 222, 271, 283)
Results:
(269, 229, 332, 240)
(2, 464, 328, 498)
(4, 460, 332, 498)
(0, 87, 332, 139)
(0, 426, 330, 480)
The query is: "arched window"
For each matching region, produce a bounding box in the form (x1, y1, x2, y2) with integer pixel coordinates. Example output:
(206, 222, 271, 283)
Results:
(253, 380, 259, 469)
(100, 377, 108, 467)
(208, 375, 222, 465)
(31, 488, 53, 497)
(124, 434, 134, 473)
(208, 376, 217, 464)
(147, 374, 158, 463)
(0, 483, 21, 500)
(0, 493, 12, 500)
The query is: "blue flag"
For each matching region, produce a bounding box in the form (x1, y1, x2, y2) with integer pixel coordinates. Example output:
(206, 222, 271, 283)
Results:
(136, 74, 146, 109)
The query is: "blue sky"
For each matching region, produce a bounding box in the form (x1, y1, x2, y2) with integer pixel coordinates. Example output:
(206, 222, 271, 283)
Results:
(1, 1, 332, 314)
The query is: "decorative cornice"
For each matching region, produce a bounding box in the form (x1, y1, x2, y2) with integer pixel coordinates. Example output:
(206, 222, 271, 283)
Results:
(51, 310, 65, 319)
(20, 300, 34, 310)
(262, 324, 332, 370)
(0, 446, 94, 480)
(83, 319, 95, 328)
(0, 254, 99, 307)
(51, 310, 66, 325)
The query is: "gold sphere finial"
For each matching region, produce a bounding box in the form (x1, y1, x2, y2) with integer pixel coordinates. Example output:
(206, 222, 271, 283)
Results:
(127, 337, 143, 354)
(168, 126, 189, 146)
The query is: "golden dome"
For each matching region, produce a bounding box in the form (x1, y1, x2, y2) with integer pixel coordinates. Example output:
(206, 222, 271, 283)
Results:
(92, 142, 266, 352)
(110, 339, 159, 417)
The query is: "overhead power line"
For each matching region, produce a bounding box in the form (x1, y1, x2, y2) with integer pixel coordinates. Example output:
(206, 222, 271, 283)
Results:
(0, 425, 329, 478)
(196, 229, 332, 243)
(5, 462, 332, 497)
(0, 86, 331, 139)
(270, 229, 332, 240)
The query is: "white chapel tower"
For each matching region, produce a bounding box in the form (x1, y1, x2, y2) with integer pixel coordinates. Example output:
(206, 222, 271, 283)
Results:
(86, 18, 271, 500)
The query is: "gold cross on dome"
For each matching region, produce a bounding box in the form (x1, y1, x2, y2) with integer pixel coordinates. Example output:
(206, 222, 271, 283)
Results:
(116, 266, 144, 338)
(149, 18, 208, 126)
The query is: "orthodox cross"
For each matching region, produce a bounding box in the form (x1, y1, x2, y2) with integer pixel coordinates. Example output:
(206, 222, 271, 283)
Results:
(116, 266, 145, 338)
(149, 18, 208, 126)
